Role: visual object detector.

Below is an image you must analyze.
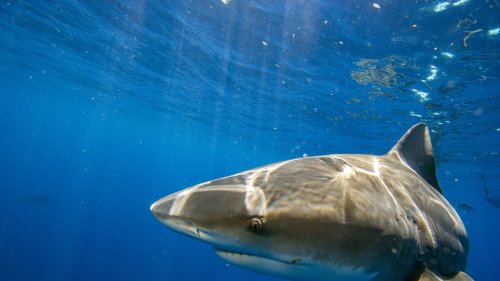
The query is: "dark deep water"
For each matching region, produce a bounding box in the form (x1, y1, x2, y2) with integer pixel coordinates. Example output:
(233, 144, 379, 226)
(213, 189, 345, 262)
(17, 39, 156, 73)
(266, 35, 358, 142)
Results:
(1, 0, 499, 280)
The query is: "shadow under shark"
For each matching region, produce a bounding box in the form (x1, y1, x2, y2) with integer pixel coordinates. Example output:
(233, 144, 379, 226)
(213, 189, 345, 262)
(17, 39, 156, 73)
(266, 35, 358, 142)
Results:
(151, 123, 472, 281)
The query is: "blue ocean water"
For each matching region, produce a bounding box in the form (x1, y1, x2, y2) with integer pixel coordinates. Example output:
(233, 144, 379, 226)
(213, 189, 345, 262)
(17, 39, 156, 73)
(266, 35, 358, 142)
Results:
(1, 0, 499, 280)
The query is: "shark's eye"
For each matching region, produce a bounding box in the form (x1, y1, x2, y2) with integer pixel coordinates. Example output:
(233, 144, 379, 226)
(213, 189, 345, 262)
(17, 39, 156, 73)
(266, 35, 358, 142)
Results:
(249, 217, 264, 232)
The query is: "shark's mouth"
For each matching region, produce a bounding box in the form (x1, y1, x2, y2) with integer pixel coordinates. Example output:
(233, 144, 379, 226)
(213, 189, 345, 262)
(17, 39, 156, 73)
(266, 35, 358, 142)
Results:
(215, 248, 377, 281)
(216, 248, 310, 280)
(215, 248, 304, 268)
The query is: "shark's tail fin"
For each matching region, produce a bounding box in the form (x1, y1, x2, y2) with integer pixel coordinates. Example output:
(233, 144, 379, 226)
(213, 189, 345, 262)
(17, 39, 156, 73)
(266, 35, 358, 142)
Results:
(387, 123, 442, 194)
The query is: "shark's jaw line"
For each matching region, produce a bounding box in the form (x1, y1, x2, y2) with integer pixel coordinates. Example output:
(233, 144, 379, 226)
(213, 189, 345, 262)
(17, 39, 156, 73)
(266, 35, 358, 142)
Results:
(216, 248, 377, 281)
(215, 248, 295, 266)
(215, 248, 304, 276)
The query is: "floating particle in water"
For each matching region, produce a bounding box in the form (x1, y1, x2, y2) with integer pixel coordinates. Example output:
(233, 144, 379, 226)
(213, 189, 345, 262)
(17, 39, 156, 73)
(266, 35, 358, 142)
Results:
(452, 0, 470, 7)
(426, 65, 438, 81)
(434, 0, 469, 12)
(409, 111, 423, 118)
(220, 0, 230, 5)
(262, 41, 268, 46)
(434, 2, 450, 12)
(473, 107, 483, 116)
(351, 57, 414, 88)
(454, 17, 477, 31)
(441, 52, 454, 58)
(462, 29, 483, 47)
(487, 27, 500, 36)
(372, 3, 381, 9)
(411, 89, 429, 101)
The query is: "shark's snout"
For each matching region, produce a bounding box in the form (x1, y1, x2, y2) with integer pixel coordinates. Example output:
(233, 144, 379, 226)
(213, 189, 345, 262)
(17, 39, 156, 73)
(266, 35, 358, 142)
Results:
(150, 193, 200, 238)
(150, 183, 259, 243)
(150, 195, 174, 220)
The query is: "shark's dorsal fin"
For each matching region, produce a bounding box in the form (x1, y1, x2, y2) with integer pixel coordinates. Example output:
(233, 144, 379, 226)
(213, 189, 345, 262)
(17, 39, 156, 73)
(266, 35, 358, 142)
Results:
(388, 123, 442, 193)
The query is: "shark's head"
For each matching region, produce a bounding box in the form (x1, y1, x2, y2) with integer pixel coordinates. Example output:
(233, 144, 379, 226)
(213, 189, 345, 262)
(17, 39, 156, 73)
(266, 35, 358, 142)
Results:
(150, 176, 317, 279)
(150, 178, 269, 253)
(150, 161, 402, 281)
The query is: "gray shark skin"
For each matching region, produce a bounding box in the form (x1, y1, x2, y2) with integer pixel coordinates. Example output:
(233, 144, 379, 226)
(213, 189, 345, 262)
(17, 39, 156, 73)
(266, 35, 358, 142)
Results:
(151, 124, 473, 281)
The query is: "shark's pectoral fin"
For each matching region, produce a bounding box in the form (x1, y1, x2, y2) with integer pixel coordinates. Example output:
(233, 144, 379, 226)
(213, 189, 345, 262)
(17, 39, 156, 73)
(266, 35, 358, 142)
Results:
(417, 268, 474, 281)
(450, 272, 474, 281)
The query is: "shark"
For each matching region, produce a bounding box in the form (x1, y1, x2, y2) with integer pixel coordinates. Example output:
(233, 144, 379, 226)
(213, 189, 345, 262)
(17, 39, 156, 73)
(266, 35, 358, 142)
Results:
(150, 123, 473, 281)
(480, 175, 500, 209)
